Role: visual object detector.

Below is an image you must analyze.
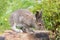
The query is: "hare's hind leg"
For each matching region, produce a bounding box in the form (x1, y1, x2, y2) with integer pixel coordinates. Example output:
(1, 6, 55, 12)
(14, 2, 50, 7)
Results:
(11, 23, 23, 33)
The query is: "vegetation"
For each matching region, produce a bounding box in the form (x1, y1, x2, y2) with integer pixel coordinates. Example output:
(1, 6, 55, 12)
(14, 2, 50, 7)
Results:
(0, 0, 60, 40)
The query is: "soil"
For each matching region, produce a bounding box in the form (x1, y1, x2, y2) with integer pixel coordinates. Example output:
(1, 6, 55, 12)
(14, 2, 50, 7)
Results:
(0, 30, 56, 40)
(2, 30, 36, 40)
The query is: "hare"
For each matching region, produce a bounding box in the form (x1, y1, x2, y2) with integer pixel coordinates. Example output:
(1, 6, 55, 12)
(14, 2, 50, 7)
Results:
(9, 9, 45, 33)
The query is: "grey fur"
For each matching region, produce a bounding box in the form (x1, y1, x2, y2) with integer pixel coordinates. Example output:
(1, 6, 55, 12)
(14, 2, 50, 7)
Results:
(9, 9, 45, 33)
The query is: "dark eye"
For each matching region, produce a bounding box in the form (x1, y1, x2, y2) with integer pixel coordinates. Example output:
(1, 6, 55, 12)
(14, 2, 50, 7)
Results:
(38, 23, 42, 26)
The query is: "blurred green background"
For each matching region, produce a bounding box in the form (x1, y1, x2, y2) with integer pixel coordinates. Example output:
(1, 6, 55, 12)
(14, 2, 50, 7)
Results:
(0, 0, 60, 39)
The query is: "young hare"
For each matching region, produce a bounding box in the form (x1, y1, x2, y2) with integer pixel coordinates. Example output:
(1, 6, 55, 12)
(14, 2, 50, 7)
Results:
(9, 9, 45, 33)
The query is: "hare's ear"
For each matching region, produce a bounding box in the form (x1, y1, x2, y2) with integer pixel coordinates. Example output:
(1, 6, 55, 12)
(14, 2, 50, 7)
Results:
(35, 10, 42, 20)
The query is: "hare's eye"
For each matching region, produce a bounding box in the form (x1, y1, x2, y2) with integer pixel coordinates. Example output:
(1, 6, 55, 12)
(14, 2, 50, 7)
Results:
(38, 23, 42, 26)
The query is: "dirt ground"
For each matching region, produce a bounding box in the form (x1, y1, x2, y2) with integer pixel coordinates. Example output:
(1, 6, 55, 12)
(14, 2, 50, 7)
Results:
(0, 30, 56, 40)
